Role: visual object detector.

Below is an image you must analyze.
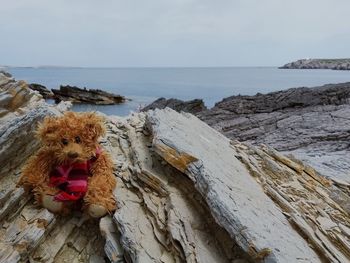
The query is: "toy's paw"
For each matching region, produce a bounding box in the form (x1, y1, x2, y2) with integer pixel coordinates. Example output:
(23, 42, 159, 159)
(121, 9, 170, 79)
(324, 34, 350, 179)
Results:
(88, 204, 108, 218)
(42, 194, 63, 213)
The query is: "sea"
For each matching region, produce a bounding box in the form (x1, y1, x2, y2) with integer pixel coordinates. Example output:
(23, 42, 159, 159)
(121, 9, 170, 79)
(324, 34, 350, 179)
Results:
(6, 67, 350, 116)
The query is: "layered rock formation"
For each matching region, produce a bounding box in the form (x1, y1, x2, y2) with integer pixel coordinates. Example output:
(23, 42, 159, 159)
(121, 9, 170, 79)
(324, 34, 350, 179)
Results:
(2, 72, 350, 262)
(28, 83, 54, 99)
(142, 97, 207, 114)
(280, 59, 350, 70)
(52, 85, 125, 105)
(0, 72, 71, 179)
(197, 82, 350, 183)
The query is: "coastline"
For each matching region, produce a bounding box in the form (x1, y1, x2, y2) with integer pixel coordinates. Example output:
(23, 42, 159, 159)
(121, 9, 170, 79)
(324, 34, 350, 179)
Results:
(6, 66, 350, 115)
(1, 70, 350, 262)
(145, 81, 350, 183)
(280, 58, 350, 70)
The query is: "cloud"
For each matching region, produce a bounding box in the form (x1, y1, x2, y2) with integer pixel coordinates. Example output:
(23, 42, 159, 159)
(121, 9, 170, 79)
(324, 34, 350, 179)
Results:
(0, 0, 349, 66)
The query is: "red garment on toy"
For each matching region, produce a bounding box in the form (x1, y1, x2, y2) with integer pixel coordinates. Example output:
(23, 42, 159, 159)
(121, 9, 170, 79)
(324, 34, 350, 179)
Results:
(49, 148, 102, 202)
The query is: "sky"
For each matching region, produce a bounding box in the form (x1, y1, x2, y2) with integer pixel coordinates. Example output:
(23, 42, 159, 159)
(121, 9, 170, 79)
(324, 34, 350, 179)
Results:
(0, 0, 349, 67)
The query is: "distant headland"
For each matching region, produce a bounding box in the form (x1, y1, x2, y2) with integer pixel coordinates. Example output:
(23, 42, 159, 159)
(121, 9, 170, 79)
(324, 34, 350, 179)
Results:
(280, 58, 350, 70)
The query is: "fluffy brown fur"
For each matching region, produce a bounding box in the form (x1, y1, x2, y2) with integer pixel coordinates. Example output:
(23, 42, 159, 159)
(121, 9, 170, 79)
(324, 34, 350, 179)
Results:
(17, 111, 116, 216)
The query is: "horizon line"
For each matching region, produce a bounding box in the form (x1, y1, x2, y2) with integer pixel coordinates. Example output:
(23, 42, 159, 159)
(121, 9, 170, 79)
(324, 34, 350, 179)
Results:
(1, 65, 279, 69)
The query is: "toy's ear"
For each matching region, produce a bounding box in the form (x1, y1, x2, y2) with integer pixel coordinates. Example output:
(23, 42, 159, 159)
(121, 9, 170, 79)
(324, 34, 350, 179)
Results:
(36, 116, 59, 142)
(83, 112, 106, 140)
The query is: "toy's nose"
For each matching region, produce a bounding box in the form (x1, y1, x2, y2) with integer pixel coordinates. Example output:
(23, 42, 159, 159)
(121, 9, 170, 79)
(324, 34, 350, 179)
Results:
(67, 151, 79, 159)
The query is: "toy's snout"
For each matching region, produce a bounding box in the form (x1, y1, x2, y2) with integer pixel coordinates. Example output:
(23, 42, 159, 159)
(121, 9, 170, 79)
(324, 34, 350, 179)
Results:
(67, 151, 79, 159)
(63, 143, 83, 162)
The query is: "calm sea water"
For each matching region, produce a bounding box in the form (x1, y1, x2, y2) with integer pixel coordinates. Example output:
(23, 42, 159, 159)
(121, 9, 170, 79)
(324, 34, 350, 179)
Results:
(7, 67, 350, 116)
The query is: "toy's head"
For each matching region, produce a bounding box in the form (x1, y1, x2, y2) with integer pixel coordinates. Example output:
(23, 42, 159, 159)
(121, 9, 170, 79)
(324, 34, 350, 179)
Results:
(37, 111, 105, 164)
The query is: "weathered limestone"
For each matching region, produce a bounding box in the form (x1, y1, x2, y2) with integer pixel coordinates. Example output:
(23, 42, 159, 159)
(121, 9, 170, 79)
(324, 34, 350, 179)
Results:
(147, 109, 321, 262)
(0, 71, 71, 179)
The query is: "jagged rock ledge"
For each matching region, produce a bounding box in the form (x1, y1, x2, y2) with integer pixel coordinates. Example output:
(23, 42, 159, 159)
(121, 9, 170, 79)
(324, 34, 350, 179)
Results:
(2, 72, 350, 262)
(28, 83, 54, 99)
(145, 82, 350, 184)
(280, 58, 350, 70)
(52, 85, 126, 105)
(142, 97, 207, 114)
(197, 82, 350, 183)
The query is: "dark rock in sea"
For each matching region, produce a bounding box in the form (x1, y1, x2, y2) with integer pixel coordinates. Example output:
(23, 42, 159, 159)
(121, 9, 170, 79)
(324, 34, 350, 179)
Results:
(197, 82, 350, 182)
(142, 97, 207, 114)
(28, 83, 54, 99)
(52, 85, 126, 105)
(280, 58, 350, 70)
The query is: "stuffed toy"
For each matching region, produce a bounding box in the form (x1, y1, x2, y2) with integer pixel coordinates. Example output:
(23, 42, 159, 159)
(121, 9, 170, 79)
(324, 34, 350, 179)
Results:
(17, 111, 116, 218)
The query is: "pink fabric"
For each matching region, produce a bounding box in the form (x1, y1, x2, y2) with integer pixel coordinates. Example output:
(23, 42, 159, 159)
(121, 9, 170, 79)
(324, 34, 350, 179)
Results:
(49, 147, 102, 202)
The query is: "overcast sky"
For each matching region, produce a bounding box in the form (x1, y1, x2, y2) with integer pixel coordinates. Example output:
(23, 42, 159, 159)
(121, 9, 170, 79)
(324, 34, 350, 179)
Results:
(0, 0, 349, 67)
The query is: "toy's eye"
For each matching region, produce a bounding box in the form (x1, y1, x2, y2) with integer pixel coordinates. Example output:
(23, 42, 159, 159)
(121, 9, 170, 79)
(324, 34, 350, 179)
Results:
(61, 138, 69, 145)
(75, 136, 81, 143)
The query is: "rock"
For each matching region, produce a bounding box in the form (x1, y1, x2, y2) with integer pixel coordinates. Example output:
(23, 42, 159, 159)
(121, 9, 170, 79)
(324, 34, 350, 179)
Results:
(2, 71, 350, 262)
(197, 82, 350, 183)
(106, 108, 350, 263)
(52, 85, 126, 105)
(146, 109, 321, 262)
(28, 83, 54, 99)
(0, 70, 12, 78)
(142, 97, 207, 114)
(0, 72, 71, 179)
(0, 72, 42, 115)
(205, 82, 350, 114)
(280, 58, 350, 70)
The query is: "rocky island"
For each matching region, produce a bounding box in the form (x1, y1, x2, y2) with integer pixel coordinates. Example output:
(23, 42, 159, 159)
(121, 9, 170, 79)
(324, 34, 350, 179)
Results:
(52, 85, 126, 105)
(1, 71, 350, 262)
(28, 83, 54, 99)
(19, 77, 126, 105)
(280, 58, 350, 70)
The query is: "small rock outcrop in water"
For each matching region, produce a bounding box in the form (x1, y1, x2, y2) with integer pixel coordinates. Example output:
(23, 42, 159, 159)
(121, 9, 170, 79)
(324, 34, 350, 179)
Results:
(141, 97, 207, 114)
(52, 85, 126, 105)
(2, 72, 350, 262)
(28, 83, 54, 99)
(280, 58, 350, 70)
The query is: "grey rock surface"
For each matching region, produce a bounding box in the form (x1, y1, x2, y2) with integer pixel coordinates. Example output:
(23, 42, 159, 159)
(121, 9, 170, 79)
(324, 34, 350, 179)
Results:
(280, 58, 350, 70)
(0, 72, 71, 178)
(197, 82, 350, 183)
(142, 97, 207, 114)
(147, 108, 322, 262)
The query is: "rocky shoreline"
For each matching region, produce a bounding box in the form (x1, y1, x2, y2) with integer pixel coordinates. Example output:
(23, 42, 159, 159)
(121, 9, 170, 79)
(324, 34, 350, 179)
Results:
(2, 71, 350, 262)
(19, 74, 126, 105)
(145, 82, 350, 183)
(280, 58, 350, 70)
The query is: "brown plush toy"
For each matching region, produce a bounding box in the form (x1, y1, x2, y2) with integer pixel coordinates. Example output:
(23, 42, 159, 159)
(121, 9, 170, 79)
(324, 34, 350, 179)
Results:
(17, 111, 116, 218)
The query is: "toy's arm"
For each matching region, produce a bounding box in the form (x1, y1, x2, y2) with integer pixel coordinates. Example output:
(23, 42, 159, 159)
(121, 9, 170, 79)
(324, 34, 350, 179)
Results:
(85, 151, 116, 212)
(17, 148, 54, 192)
